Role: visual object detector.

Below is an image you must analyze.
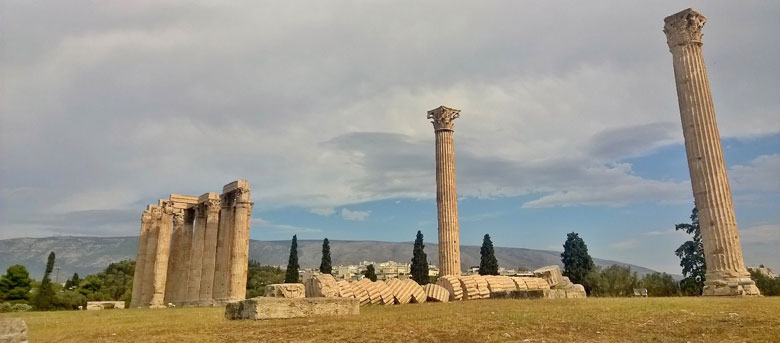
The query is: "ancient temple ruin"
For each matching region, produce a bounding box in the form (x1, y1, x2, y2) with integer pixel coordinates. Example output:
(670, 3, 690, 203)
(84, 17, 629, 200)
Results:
(129, 180, 253, 308)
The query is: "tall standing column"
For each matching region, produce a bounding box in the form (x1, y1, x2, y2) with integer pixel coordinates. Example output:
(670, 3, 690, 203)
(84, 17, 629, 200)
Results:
(199, 194, 221, 303)
(227, 181, 253, 301)
(427, 106, 462, 276)
(186, 204, 207, 304)
(175, 209, 194, 303)
(150, 201, 174, 307)
(212, 191, 235, 302)
(164, 209, 184, 303)
(664, 8, 759, 296)
(141, 206, 161, 307)
(130, 209, 152, 308)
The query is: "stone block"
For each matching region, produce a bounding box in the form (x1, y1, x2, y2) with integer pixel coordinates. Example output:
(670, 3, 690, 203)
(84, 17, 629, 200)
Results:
(225, 297, 359, 320)
(436, 275, 463, 301)
(485, 275, 516, 293)
(0, 318, 28, 343)
(422, 283, 450, 302)
(86, 301, 126, 310)
(547, 289, 567, 299)
(264, 283, 305, 298)
(490, 290, 545, 299)
(533, 265, 563, 287)
(304, 274, 339, 298)
(565, 284, 587, 299)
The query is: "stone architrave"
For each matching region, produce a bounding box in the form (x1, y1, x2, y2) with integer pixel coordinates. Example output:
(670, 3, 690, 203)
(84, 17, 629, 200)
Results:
(226, 180, 253, 301)
(130, 209, 152, 308)
(141, 205, 162, 307)
(428, 106, 463, 277)
(149, 200, 173, 308)
(225, 297, 359, 320)
(422, 283, 450, 303)
(186, 203, 207, 303)
(164, 209, 185, 303)
(663, 8, 759, 296)
(198, 193, 221, 303)
(212, 191, 234, 302)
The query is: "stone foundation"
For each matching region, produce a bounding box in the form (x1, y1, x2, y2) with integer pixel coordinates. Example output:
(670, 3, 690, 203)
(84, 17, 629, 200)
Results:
(225, 297, 359, 320)
(0, 318, 28, 343)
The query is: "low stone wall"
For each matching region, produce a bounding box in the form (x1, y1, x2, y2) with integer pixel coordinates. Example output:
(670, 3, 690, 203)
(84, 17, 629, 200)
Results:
(225, 297, 359, 320)
(0, 318, 28, 343)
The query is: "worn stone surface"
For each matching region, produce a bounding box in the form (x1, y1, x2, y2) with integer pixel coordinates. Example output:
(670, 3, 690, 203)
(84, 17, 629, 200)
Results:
(404, 279, 427, 304)
(129, 210, 151, 308)
(422, 283, 450, 303)
(565, 284, 587, 299)
(490, 290, 545, 300)
(225, 297, 359, 320)
(305, 274, 340, 298)
(513, 277, 549, 291)
(534, 265, 563, 288)
(547, 289, 567, 299)
(264, 284, 305, 298)
(336, 280, 355, 298)
(0, 318, 28, 343)
(485, 275, 516, 295)
(664, 8, 759, 297)
(198, 193, 221, 303)
(350, 279, 372, 306)
(428, 106, 462, 277)
(226, 180, 253, 301)
(385, 279, 412, 304)
(473, 275, 490, 299)
(459, 275, 480, 300)
(86, 301, 126, 310)
(436, 275, 463, 301)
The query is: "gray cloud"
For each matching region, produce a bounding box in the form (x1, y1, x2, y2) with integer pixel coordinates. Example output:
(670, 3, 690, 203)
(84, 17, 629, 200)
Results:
(1, 1, 779, 238)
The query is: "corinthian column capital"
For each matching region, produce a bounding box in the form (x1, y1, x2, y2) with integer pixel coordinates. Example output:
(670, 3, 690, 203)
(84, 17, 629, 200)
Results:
(427, 106, 461, 131)
(664, 8, 706, 49)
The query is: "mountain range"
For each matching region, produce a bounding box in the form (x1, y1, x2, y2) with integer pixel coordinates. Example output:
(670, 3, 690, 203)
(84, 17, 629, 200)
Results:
(0, 236, 661, 279)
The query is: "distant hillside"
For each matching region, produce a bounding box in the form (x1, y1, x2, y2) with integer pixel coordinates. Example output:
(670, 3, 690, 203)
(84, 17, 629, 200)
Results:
(0, 236, 659, 279)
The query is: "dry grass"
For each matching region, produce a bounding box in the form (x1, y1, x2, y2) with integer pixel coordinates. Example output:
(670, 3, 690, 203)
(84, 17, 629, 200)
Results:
(3, 297, 779, 342)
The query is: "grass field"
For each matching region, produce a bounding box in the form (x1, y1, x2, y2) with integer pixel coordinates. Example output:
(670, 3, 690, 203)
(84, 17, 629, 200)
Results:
(3, 297, 779, 342)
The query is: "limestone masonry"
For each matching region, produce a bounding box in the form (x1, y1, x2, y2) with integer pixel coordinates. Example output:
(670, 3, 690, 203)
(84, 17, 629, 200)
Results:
(130, 180, 253, 308)
(428, 105, 463, 276)
(663, 8, 759, 296)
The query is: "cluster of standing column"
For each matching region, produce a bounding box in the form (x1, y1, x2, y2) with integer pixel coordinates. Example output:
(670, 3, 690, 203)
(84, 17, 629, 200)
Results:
(129, 180, 254, 308)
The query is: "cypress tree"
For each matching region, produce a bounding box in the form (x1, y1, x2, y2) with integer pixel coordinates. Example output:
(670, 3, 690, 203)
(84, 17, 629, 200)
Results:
(479, 234, 499, 275)
(410, 230, 429, 284)
(33, 251, 57, 310)
(364, 264, 377, 282)
(64, 273, 80, 289)
(319, 238, 332, 274)
(561, 232, 595, 286)
(284, 235, 300, 283)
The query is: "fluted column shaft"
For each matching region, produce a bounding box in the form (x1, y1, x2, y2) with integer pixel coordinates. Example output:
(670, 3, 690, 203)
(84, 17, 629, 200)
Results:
(164, 210, 184, 303)
(228, 197, 253, 301)
(187, 207, 206, 303)
(130, 210, 152, 308)
(199, 198, 221, 303)
(664, 8, 758, 296)
(141, 206, 161, 307)
(175, 210, 194, 303)
(428, 106, 462, 276)
(150, 202, 173, 307)
(212, 193, 234, 301)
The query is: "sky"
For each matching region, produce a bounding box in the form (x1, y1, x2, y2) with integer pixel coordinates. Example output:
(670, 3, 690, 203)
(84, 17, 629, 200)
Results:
(1, 1, 778, 274)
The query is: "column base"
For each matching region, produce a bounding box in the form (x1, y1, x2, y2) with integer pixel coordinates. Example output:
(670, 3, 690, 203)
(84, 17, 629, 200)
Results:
(702, 278, 761, 296)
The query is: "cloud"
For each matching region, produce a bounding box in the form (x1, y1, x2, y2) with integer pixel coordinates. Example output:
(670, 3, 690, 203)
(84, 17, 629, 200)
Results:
(309, 207, 336, 216)
(1, 1, 779, 238)
(252, 217, 321, 235)
(341, 208, 370, 221)
(730, 154, 780, 192)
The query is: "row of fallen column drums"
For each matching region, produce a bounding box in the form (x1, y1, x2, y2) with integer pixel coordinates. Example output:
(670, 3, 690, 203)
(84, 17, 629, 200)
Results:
(297, 273, 581, 306)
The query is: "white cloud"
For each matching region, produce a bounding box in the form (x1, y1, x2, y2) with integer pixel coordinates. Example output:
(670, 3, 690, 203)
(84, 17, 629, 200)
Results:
(730, 154, 780, 192)
(609, 239, 640, 251)
(309, 207, 336, 216)
(252, 217, 321, 235)
(341, 208, 370, 221)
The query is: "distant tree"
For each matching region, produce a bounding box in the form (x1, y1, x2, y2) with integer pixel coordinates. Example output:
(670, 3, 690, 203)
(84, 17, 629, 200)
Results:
(284, 235, 300, 283)
(561, 232, 595, 288)
(586, 265, 639, 297)
(749, 268, 780, 296)
(364, 264, 377, 282)
(33, 251, 57, 310)
(0, 265, 33, 302)
(319, 238, 332, 274)
(640, 272, 681, 297)
(72, 260, 135, 306)
(479, 234, 499, 275)
(675, 207, 706, 296)
(64, 273, 80, 290)
(410, 231, 430, 285)
(246, 261, 285, 298)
